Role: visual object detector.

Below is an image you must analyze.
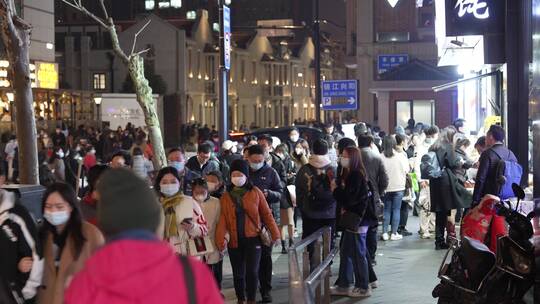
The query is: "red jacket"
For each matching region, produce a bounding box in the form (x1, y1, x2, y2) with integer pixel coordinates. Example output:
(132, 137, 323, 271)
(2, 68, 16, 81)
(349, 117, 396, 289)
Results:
(64, 239, 223, 304)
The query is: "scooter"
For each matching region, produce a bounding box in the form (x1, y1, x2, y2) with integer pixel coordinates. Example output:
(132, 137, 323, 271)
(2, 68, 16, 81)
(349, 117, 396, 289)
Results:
(432, 184, 535, 304)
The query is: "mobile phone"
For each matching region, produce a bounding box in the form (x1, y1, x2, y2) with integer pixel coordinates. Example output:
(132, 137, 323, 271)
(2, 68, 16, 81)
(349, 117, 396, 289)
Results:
(182, 218, 193, 224)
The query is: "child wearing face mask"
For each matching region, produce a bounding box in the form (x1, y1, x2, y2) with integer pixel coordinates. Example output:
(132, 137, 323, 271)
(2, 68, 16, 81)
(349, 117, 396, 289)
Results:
(206, 171, 225, 199)
(38, 183, 104, 304)
(192, 178, 223, 289)
(155, 167, 208, 256)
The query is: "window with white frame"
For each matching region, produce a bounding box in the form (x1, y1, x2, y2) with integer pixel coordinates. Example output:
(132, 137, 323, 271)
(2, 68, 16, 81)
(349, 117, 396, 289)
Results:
(93, 73, 106, 90)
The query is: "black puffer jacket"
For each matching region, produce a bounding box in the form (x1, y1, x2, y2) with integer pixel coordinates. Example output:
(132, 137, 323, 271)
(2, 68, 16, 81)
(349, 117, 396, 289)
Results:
(333, 171, 376, 228)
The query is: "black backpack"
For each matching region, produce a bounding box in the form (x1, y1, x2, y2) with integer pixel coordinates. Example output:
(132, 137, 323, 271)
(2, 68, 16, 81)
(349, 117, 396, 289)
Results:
(363, 181, 379, 222)
(307, 165, 334, 211)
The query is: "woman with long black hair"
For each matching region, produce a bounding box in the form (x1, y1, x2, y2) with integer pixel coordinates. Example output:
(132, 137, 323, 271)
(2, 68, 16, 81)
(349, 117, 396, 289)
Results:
(331, 147, 376, 298)
(38, 182, 104, 304)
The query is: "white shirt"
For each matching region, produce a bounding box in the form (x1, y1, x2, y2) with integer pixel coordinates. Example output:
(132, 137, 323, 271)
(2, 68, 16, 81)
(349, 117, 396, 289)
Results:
(382, 150, 410, 192)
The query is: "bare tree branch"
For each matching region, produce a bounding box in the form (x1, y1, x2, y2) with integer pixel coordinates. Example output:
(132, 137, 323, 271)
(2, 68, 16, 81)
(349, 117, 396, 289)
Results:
(133, 47, 151, 57)
(130, 19, 151, 56)
(60, 0, 108, 28)
(99, 0, 109, 20)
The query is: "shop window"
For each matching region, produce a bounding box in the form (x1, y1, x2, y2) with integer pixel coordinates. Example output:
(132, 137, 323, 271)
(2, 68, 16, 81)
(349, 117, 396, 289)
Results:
(396, 100, 435, 127)
(93, 73, 106, 90)
(241, 59, 246, 82)
(376, 32, 410, 43)
(252, 61, 257, 83)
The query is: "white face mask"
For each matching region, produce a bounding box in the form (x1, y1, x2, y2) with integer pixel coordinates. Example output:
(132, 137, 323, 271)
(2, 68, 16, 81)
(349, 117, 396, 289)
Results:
(340, 158, 350, 168)
(207, 182, 218, 192)
(290, 135, 299, 142)
(44, 210, 70, 226)
(295, 148, 303, 155)
(56, 150, 65, 158)
(231, 176, 247, 187)
(194, 194, 207, 203)
(160, 183, 180, 197)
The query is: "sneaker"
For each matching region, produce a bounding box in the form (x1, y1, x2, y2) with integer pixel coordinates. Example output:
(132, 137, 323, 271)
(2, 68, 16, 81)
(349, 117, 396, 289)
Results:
(381, 233, 390, 241)
(390, 233, 403, 241)
(400, 229, 413, 236)
(369, 281, 378, 289)
(330, 285, 350, 296)
(435, 243, 450, 250)
(420, 233, 432, 239)
(348, 287, 372, 298)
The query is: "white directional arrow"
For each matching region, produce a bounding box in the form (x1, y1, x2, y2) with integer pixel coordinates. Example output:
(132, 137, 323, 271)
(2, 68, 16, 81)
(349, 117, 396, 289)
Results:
(348, 97, 356, 104)
(387, 0, 400, 8)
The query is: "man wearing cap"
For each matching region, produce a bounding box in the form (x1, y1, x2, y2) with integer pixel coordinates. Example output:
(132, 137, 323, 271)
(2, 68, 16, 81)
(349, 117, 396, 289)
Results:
(219, 140, 242, 168)
(64, 169, 223, 304)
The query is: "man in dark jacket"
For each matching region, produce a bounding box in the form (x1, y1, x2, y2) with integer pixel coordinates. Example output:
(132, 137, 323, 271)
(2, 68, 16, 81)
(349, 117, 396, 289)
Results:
(358, 135, 388, 265)
(247, 144, 283, 303)
(472, 125, 518, 205)
(295, 139, 337, 262)
(185, 142, 221, 195)
(0, 190, 43, 302)
(257, 134, 287, 184)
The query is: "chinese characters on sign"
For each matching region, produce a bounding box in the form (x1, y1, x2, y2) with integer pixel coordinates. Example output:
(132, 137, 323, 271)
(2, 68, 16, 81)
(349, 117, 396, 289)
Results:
(377, 54, 408, 74)
(223, 5, 231, 70)
(35, 62, 59, 89)
(321, 80, 358, 111)
(455, 0, 489, 19)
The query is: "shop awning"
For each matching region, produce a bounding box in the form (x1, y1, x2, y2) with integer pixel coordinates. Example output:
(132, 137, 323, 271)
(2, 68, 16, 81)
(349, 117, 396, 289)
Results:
(432, 70, 501, 92)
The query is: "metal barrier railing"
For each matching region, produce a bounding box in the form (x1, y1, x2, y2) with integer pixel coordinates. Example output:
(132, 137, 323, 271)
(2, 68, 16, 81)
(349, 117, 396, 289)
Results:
(288, 226, 339, 304)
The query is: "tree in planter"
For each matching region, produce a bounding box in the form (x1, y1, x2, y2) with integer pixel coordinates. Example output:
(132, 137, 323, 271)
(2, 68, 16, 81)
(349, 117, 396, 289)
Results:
(61, 0, 167, 169)
(0, 0, 39, 184)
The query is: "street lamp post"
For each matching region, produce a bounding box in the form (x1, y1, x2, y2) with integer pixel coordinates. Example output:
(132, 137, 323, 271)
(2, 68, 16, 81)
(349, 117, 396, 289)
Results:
(218, 0, 230, 145)
(314, 0, 322, 123)
(93, 96, 102, 129)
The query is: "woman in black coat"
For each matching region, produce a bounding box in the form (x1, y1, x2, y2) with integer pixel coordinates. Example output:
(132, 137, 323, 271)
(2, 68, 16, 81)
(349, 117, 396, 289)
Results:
(429, 127, 471, 250)
(331, 147, 376, 298)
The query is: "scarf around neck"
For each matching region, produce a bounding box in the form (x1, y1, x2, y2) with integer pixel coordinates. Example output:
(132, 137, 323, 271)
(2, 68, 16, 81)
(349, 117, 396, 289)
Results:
(161, 193, 183, 239)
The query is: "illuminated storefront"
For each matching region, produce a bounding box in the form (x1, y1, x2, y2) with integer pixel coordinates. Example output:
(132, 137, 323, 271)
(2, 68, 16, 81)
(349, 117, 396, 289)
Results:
(0, 59, 98, 132)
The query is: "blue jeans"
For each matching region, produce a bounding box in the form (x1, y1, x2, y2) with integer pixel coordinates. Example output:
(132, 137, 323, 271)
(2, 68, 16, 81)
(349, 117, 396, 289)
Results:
(383, 191, 405, 234)
(335, 230, 369, 289)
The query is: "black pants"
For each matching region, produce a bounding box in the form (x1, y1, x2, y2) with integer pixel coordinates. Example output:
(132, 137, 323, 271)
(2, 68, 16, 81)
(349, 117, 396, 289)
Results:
(207, 260, 223, 290)
(366, 226, 378, 261)
(435, 211, 448, 245)
(399, 201, 409, 230)
(228, 237, 262, 301)
(259, 244, 273, 295)
(302, 217, 336, 268)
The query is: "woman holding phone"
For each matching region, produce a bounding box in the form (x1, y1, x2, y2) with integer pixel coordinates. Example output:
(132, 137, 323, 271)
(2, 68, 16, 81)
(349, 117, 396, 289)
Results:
(155, 167, 208, 255)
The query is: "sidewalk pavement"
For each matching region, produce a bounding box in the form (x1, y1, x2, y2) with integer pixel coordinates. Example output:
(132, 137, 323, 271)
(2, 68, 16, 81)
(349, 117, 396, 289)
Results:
(222, 215, 446, 304)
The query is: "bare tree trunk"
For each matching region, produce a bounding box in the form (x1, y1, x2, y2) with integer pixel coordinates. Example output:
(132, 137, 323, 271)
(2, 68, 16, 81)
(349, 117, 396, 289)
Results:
(0, 0, 39, 184)
(128, 56, 167, 169)
(60, 0, 167, 169)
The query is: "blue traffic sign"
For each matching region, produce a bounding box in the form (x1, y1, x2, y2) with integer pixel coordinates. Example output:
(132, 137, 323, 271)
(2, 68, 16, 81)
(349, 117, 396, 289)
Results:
(321, 80, 358, 111)
(223, 5, 231, 70)
(378, 54, 408, 74)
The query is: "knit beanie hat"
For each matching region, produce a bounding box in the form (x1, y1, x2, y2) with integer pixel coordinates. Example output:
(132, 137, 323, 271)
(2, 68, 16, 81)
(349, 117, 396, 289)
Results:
(313, 138, 329, 156)
(97, 168, 162, 237)
(230, 159, 250, 178)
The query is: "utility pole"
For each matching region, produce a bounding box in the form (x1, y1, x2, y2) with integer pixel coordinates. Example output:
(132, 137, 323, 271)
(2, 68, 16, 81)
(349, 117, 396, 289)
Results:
(314, 0, 322, 123)
(218, 0, 230, 144)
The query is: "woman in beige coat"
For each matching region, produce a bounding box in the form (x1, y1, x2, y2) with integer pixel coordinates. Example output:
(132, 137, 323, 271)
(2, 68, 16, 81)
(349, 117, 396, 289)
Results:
(38, 183, 104, 304)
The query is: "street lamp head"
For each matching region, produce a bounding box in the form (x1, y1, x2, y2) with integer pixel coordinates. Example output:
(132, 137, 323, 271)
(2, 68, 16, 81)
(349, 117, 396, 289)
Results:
(6, 92, 14, 102)
(94, 97, 102, 105)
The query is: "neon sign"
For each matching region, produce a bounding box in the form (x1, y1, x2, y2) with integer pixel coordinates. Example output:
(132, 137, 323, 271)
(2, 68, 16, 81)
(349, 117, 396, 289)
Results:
(455, 0, 489, 19)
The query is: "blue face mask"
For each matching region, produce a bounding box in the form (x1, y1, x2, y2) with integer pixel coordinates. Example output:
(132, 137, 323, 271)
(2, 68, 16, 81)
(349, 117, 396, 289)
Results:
(169, 161, 185, 173)
(250, 162, 264, 171)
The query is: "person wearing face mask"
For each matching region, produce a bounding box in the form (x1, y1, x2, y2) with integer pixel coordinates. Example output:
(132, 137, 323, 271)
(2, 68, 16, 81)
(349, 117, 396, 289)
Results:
(192, 178, 223, 289)
(185, 143, 221, 196)
(155, 167, 208, 256)
(48, 147, 66, 182)
(274, 144, 296, 254)
(245, 144, 283, 303)
(206, 171, 225, 199)
(286, 128, 303, 153)
(331, 147, 376, 298)
(38, 183, 104, 304)
(216, 160, 280, 304)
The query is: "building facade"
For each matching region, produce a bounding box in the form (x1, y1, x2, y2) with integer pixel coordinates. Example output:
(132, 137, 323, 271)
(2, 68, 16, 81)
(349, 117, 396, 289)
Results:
(346, 0, 458, 132)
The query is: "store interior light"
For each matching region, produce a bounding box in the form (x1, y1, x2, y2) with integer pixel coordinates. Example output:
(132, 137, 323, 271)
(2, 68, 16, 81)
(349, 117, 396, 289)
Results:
(93, 97, 102, 105)
(46, 43, 54, 50)
(6, 93, 14, 102)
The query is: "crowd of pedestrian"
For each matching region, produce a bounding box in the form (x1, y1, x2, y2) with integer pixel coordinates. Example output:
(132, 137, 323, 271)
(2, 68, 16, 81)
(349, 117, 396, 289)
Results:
(0, 116, 516, 303)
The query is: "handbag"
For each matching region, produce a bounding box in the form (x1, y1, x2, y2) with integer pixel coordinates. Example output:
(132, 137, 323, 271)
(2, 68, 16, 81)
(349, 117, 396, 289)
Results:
(244, 210, 273, 247)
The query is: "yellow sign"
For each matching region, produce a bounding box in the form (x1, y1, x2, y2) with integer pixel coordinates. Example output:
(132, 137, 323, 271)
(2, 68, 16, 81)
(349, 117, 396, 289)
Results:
(35, 62, 59, 89)
(484, 115, 501, 132)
